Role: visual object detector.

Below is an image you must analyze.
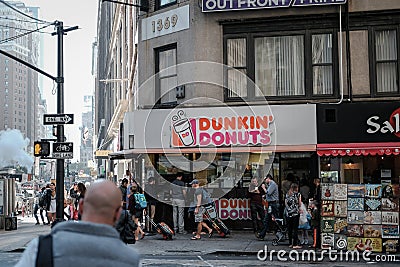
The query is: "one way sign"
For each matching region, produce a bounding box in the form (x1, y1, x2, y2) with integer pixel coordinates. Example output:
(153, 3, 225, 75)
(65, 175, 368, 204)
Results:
(43, 114, 74, 125)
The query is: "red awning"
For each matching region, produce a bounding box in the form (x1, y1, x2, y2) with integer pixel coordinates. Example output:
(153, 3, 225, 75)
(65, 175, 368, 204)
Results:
(317, 142, 400, 156)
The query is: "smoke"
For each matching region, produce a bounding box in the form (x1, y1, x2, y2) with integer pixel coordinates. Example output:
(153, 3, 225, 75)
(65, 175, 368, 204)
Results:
(0, 129, 34, 170)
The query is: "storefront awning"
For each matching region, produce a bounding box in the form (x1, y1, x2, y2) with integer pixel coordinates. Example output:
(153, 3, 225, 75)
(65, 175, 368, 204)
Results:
(109, 144, 316, 160)
(317, 142, 400, 156)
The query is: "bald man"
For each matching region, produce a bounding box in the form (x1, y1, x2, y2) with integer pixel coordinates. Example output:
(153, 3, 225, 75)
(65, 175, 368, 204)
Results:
(16, 180, 141, 267)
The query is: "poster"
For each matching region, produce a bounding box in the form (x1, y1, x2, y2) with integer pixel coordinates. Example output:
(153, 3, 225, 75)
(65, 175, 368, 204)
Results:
(381, 183, 400, 198)
(381, 198, 399, 212)
(321, 217, 335, 233)
(364, 197, 382, 211)
(347, 211, 364, 224)
(365, 184, 382, 198)
(321, 233, 334, 248)
(363, 225, 382, 238)
(334, 201, 347, 217)
(383, 239, 399, 253)
(348, 184, 365, 197)
(347, 224, 364, 237)
(334, 184, 347, 200)
(321, 200, 334, 216)
(348, 198, 364, 211)
(321, 183, 335, 200)
(364, 211, 381, 224)
(334, 218, 348, 235)
(347, 237, 382, 252)
(381, 211, 399, 225)
(382, 225, 400, 238)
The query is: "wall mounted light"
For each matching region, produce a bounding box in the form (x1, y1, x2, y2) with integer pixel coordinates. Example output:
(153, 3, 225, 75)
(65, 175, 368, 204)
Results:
(345, 159, 354, 165)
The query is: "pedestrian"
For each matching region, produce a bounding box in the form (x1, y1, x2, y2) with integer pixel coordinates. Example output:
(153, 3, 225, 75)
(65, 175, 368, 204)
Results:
(170, 172, 187, 234)
(46, 183, 56, 225)
(15, 179, 141, 267)
(144, 176, 158, 233)
(308, 200, 321, 249)
(247, 177, 265, 234)
(119, 178, 129, 210)
(257, 174, 279, 240)
(33, 190, 45, 225)
(299, 178, 310, 206)
(38, 187, 50, 225)
(128, 184, 146, 240)
(190, 179, 213, 240)
(285, 183, 302, 249)
(75, 182, 86, 220)
(69, 182, 79, 209)
(310, 178, 321, 205)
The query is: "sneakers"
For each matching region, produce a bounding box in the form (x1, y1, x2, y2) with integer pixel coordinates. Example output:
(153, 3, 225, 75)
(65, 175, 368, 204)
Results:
(35, 222, 40, 225)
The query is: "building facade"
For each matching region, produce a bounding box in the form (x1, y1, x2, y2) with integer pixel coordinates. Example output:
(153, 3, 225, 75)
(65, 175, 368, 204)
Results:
(0, 2, 42, 152)
(96, 0, 400, 249)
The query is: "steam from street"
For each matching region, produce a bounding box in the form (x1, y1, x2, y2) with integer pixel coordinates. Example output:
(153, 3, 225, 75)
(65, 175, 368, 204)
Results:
(0, 129, 33, 170)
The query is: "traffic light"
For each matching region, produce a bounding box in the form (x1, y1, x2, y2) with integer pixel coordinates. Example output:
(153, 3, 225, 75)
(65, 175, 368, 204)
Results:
(34, 141, 50, 157)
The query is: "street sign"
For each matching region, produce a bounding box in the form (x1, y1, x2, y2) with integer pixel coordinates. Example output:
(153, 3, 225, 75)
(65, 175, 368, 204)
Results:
(43, 114, 74, 125)
(52, 142, 73, 159)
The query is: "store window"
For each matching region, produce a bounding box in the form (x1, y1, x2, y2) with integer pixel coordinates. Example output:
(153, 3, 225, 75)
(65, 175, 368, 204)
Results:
(155, 44, 177, 105)
(374, 29, 399, 94)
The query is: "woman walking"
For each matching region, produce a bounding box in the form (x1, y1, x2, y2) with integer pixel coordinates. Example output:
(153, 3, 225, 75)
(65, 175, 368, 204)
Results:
(285, 183, 302, 249)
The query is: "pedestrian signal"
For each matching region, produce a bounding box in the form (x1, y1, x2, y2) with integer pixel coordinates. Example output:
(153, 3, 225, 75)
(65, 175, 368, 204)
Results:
(34, 141, 50, 157)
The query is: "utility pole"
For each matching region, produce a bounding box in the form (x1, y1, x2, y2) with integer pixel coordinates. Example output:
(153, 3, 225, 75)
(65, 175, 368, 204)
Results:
(53, 21, 78, 222)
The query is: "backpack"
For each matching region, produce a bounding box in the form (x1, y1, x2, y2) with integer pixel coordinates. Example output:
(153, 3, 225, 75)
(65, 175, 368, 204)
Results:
(38, 191, 46, 208)
(134, 193, 147, 210)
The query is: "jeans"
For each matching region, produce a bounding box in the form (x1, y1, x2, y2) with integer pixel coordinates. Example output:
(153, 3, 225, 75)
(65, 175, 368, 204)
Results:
(172, 198, 185, 233)
(33, 204, 45, 224)
(259, 202, 279, 238)
(287, 214, 300, 246)
(250, 202, 265, 232)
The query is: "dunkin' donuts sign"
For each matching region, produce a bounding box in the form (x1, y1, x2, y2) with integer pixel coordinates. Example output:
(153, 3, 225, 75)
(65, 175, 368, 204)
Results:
(171, 110, 274, 147)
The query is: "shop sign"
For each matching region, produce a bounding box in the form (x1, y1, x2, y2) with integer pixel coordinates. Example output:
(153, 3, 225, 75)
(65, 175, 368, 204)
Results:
(141, 5, 189, 41)
(215, 198, 251, 220)
(171, 109, 274, 147)
(202, 0, 346, 12)
(318, 102, 400, 143)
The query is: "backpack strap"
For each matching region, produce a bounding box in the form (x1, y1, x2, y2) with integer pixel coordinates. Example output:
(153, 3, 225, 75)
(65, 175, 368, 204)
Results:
(35, 234, 53, 267)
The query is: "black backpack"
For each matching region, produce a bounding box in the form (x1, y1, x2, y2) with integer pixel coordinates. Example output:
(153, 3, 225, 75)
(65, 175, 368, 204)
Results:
(38, 191, 46, 208)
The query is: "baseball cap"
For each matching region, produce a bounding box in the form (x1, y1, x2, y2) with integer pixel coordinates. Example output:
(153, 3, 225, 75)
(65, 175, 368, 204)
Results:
(189, 179, 199, 185)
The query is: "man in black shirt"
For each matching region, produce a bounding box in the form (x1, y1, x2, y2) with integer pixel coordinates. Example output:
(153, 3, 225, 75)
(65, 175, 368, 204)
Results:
(144, 177, 158, 233)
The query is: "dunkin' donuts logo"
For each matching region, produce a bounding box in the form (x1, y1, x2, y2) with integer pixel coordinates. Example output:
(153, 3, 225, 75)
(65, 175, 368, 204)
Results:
(367, 107, 400, 138)
(171, 109, 274, 147)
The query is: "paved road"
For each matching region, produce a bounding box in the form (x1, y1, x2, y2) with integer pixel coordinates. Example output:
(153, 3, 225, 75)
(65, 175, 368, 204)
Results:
(1, 216, 399, 266)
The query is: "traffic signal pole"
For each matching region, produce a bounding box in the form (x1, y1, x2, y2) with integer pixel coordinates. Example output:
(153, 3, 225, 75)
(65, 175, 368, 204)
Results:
(53, 21, 78, 223)
(55, 21, 65, 223)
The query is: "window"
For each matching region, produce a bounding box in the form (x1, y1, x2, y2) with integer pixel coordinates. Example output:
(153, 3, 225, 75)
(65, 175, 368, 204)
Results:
(255, 35, 305, 96)
(312, 34, 333, 95)
(227, 38, 247, 98)
(155, 44, 177, 104)
(225, 31, 336, 100)
(374, 29, 398, 94)
(156, 0, 176, 10)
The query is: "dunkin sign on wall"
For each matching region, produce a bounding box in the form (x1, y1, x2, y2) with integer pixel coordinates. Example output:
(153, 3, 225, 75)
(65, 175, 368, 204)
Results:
(171, 109, 274, 147)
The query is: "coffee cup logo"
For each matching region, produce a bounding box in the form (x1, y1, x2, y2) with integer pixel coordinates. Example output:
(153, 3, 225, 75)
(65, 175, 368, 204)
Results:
(172, 110, 195, 146)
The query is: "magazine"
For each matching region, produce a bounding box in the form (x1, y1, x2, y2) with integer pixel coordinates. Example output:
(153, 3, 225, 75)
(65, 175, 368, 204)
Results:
(348, 197, 364, 211)
(334, 201, 347, 217)
(334, 184, 347, 200)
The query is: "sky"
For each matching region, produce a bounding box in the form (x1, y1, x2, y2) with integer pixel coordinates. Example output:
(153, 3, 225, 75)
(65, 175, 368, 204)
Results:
(22, 0, 99, 162)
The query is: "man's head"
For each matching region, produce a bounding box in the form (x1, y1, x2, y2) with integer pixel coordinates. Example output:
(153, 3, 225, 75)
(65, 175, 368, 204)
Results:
(189, 179, 199, 188)
(264, 174, 273, 184)
(79, 179, 122, 226)
(121, 178, 128, 186)
(148, 176, 155, 184)
(177, 172, 184, 180)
